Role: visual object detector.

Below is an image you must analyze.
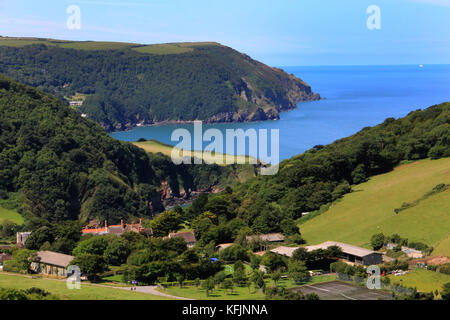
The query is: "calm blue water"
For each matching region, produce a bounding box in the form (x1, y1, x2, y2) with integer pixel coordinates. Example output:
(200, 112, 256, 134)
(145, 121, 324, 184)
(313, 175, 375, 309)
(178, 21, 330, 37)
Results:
(111, 65, 450, 161)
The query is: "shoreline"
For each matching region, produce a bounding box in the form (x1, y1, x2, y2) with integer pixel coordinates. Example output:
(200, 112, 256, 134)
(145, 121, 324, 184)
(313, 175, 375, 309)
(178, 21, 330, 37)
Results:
(107, 96, 322, 134)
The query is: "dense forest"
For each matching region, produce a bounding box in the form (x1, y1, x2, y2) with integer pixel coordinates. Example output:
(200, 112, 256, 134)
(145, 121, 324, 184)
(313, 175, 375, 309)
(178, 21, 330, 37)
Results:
(0, 39, 319, 131)
(0, 74, 251, 227)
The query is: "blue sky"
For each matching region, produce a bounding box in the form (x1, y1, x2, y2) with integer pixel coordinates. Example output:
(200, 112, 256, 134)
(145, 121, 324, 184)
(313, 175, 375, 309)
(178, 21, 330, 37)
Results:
(0, 0, 449, 66)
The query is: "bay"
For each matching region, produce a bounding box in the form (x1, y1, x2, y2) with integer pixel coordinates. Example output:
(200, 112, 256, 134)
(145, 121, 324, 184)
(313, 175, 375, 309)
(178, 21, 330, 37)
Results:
(111, 64, 450, 162)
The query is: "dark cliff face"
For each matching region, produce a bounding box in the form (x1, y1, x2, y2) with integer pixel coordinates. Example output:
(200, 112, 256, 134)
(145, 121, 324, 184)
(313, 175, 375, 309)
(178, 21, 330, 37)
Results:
(0, 39, 320, 132)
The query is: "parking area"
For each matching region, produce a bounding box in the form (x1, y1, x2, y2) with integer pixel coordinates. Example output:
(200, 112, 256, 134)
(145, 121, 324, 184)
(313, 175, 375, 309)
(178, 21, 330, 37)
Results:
(296, 281, 394, 300)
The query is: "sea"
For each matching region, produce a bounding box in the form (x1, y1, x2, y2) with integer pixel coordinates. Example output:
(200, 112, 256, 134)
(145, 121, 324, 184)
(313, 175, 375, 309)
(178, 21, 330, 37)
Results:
(110, 65, 450, 162)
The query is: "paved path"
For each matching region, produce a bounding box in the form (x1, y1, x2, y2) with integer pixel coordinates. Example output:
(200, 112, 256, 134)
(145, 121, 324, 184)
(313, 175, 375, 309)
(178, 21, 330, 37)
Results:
(113, 285, 194, 300)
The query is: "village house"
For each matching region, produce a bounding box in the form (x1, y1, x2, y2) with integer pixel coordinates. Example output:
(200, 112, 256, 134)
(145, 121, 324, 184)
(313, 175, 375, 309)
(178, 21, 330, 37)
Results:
(216, 243, 234, 252)
(271, 241, 383, 266)
(31, 251, 75, 277)
(69, 100, 83, 106)
(245, 233, 285, 251)
(166, 231, 197, 248)
(16, 231, 32, 247)
(385, 243, 424, 258)
(245, 233, 285, 243)
(82, 219, 152, 237)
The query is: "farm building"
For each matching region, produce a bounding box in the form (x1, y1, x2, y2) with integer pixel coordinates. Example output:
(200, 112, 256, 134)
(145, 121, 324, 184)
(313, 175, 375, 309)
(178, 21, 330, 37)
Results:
(271, 241, 383, 266)
(270, 246, 300, 258)
(305, 241, 383, 265)
(31, 251, 74, 277)
(166, 231, 197, 248)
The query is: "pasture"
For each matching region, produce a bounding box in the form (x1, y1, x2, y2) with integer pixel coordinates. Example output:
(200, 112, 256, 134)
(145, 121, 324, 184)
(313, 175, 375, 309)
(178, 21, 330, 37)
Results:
(300, 158, 450, 252)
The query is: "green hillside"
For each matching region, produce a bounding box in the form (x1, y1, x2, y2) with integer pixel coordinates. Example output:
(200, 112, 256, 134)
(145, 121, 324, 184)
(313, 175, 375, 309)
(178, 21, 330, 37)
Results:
(0, 37, 319, 132)
(157, 103, 449, 252)
(0, 207, 23, 224)
(299, 158, 450, 252)
(0, 74, 253, 226)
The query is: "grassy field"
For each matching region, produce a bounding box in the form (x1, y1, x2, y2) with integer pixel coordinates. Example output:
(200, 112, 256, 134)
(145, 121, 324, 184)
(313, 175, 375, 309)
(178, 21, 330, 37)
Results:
(132, 44, 193, 55)
(0, 37, 137, 50)
(433, 235, 450, 256)
(58, 41, 136, 50)
(300, 158, 450, 252)
(133, 139, 258, 165)
(0, 273, 170, 300)
(159, 274, 336, 300)
(0, 37, 216, 54)
(0, 207, 24, 224)
(388, 269, 450, 294)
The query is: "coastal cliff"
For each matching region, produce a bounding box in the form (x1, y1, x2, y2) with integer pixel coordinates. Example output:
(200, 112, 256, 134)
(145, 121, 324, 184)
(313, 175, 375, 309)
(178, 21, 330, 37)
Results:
(0, 37, 320, 132)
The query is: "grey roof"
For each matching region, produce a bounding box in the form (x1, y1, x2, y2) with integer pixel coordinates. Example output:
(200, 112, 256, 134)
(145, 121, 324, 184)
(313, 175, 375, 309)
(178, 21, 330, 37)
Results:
(246, 233, 285, 242)
(169, 231, 196, 243)
(36, 251, 74, 268)
(108, 226, 125, 235)
(270, 246, 301, 257)
(305, 241, 379, 258)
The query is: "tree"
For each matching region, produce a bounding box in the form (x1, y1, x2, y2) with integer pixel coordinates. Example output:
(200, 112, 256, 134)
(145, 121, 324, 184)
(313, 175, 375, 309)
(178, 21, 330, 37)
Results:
(0, 288, 29, 300)
(223, 278, 234, 294)
(3, 249, 37, 274)
(305, 293, 320, 300)
(72, 236, 110, 256)
(280, 218, 299, 236)
(25, 226, 54, 250)
(251, 270, 265, 292)
(442, 282, 450, 300)
(0, 220, 19, 238)
(104, 238, 131, 266)
(194, 278, 201, 292)
(202, 277, 215, 297)
(291, 247, 309, 261)
(250, 255, 260, 271)
(176, 273, 185, 288)
(219, 244, 248, 262)
(288, 259, 308, 283)
(370, 233, 385, 250)
(150, 210, 182, 237)
(214, 271, 227, 287)
(260, 252, 287, 273)
(270, 270, 282, 287)
(351, 164, 367, 184)
(232, 264, 247, 286)
(70, 254, 108, 281)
